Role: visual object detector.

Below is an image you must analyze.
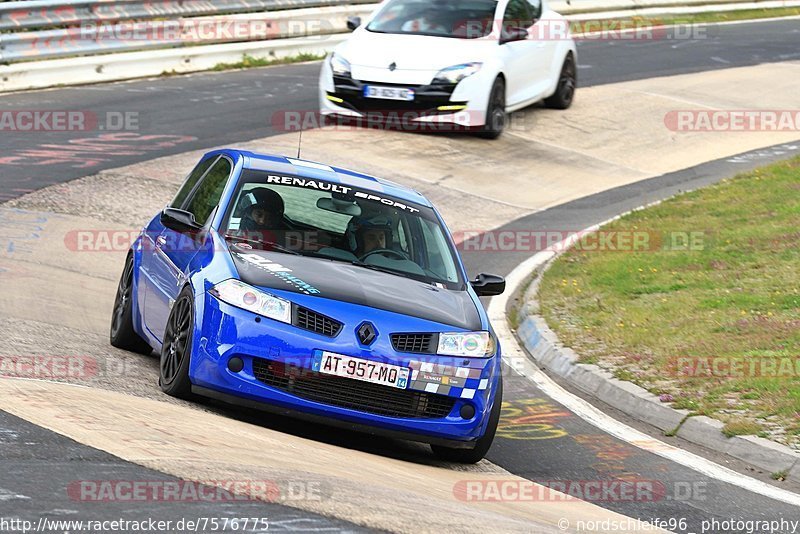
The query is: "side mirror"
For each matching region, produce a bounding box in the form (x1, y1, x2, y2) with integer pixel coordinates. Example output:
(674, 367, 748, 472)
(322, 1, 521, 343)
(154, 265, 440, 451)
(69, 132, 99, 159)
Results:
(161, 208, 201, 233)
(500, 26, 528, 44)
(346, 16, 362, 31)
(471, 273, 506, 297)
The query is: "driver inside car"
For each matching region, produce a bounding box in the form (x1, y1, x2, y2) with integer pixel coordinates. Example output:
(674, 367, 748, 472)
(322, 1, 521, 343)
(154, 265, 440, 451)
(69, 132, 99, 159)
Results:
(361, 227, 387, 254)
(238, 188, 290, 246)
(349, 215, 400, 258)
(401, 9, 449, 33)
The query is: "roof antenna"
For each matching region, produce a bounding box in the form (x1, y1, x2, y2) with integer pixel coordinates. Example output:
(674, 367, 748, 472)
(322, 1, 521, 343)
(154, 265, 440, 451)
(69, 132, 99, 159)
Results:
(296, 127, 303, 160)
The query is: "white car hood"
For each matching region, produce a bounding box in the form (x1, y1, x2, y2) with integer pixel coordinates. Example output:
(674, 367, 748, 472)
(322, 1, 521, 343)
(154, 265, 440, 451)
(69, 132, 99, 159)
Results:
(339, 30, 491, 72)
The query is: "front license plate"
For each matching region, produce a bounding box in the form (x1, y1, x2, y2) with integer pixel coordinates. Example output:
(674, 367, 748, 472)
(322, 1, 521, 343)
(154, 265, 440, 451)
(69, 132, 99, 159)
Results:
(363, 85, 415, 101)
(313, 351, 409, 389)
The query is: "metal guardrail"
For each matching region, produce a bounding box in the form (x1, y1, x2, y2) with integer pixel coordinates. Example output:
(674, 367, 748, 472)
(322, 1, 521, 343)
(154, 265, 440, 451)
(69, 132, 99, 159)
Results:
(1, 0, 789, 64)
(0, 0, 373, 64)
(0, 0, 374, 31)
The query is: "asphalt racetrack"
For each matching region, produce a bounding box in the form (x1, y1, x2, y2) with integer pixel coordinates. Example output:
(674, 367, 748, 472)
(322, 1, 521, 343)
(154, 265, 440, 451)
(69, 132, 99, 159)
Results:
(1, 17, 800, 534)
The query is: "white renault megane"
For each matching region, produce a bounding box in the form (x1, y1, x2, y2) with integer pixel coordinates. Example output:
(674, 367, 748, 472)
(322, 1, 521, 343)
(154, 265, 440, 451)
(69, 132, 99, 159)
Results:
(319, 0, 577, 138)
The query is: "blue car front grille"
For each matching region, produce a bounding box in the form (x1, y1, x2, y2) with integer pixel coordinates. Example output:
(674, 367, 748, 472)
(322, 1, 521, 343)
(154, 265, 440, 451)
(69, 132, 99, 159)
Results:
(391, 333, 437, 354)
(293, 306, 342, 337)
(252, 358, 455, 419)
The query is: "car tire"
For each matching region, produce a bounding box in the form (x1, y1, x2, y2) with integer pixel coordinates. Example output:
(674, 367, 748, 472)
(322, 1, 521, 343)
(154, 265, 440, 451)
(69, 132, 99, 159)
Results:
(477, 78, 506, 139)
(159, 286, 195, 399)
(431, 377, 503, 464)
(110, 254, 152, 355)
(545, 53, 576, 110)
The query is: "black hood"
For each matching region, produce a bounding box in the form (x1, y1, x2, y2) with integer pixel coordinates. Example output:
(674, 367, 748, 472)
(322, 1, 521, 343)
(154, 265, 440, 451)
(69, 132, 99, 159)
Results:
(229, 248, 482, 331)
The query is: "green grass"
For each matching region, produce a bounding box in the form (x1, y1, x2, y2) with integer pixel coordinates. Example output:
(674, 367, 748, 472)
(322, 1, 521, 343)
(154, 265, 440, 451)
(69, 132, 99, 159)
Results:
(508, 305, 522, 331)
(722, 419, 763, 438)
(577, 7, 800, 27)
(538, 157, 800, 446)
(657, 7, 800, 24)
(772, 470, 789, 481)
(211, 52, 325, 72)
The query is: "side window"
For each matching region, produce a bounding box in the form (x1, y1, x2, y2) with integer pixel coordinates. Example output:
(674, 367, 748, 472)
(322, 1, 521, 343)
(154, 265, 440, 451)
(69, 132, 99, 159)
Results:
(419, 218, 458, 283)
(171, 157, 216, 209)
(503, 0, 533, 29)
(527, 0, 542, 20)
(184, 157, 232, 226)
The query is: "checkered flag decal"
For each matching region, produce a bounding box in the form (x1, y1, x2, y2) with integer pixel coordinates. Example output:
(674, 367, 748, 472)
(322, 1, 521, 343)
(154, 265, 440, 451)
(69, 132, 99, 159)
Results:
(407, 360, 489, 398)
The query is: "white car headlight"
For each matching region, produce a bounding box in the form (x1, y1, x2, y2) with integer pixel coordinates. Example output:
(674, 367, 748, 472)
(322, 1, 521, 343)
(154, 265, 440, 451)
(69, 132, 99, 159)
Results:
(438, 331, 494, 358)
(210, 279, 291, 324)
(433, 62, 482, 85)
(329, 53, 352, 77)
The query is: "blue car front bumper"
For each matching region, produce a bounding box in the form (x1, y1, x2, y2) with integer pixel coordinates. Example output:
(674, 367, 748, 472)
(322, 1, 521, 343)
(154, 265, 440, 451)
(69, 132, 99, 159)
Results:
(189, 291, 501, 447)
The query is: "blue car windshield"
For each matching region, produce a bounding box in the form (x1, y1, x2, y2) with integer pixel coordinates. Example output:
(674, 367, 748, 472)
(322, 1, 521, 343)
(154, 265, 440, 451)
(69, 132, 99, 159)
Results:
(366, 0, 499, 39)
(221, 171, 464, 289)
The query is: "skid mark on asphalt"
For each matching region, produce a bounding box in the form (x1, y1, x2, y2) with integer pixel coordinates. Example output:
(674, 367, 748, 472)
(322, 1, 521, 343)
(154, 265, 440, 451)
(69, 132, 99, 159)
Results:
(0, 133, 196, 169)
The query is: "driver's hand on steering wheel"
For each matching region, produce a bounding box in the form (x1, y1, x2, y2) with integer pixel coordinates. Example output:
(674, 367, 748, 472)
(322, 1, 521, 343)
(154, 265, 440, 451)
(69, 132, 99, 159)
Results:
(359, 247, 409, 262)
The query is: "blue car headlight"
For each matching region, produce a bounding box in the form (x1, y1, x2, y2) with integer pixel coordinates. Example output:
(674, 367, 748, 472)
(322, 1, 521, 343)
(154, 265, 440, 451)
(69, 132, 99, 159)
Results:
(210, 279, 291, 324)
(438, 331, 494, 358)
(433, 62, 482, 85)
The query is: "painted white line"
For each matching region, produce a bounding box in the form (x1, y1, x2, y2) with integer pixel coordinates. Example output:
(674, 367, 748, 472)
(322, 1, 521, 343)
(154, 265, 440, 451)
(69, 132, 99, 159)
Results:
(618, 88, 721, 109)
(0, 488, 31, 501)
(489, 216, 800, 508)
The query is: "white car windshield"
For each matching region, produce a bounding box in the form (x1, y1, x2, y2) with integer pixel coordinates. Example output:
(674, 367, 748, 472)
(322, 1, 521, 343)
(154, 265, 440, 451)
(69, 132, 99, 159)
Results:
(367, 0, 499, 39)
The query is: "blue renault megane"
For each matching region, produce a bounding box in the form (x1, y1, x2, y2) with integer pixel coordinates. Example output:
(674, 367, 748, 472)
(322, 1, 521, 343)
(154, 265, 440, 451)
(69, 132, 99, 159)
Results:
(110, 149, 506, 462)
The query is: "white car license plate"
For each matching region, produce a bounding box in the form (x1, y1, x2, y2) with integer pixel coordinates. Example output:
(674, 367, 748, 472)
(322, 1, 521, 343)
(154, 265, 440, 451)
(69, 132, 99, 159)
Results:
(313, 351, 410, 389)
(363, 85, 415, 101)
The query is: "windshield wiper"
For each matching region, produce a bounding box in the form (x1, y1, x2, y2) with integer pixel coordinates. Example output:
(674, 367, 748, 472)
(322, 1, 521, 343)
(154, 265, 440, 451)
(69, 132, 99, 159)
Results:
(310, 253, 406, 277)
(223, 233, 302, 256)
(350, 259, 416, 278)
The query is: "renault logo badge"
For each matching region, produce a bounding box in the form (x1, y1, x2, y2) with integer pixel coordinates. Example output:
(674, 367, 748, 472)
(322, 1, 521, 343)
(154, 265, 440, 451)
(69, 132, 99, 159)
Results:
(357, 322, 377, 345)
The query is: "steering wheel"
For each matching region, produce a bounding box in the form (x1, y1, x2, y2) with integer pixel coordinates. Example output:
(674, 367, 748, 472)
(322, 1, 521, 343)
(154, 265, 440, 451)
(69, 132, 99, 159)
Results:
(359, 248, 408, 261)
